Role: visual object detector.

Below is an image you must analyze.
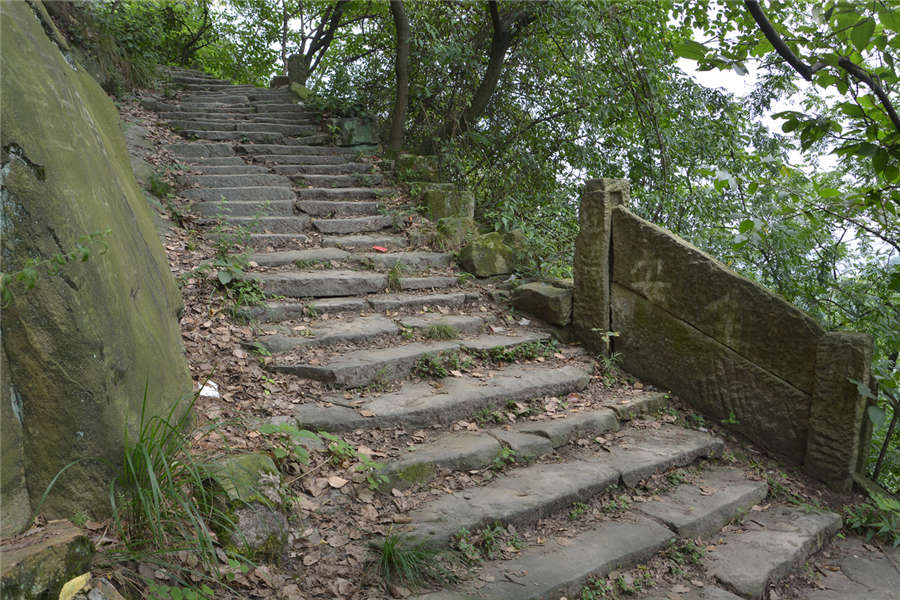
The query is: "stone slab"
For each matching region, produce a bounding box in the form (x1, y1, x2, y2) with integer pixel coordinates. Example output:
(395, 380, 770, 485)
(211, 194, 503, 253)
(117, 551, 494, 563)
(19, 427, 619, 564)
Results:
(297, 364, 591, 430)
(407, 461, 620, 546)
(491, 430, 554, 459)
(312, 215, 392, 234)
(638, 466, 768, 538)
(253, 270, 388, 298)
(802, 536, 900, 600)
(398, 314, 485, 336)
(398, 276, 458, 290)
(612, 283, 811, 461)
(322, 233, 407, 249)
(361, 251, 452, 271)
(257, 316, 398, 352)
(182, 186, 295, 202)
(704, 506, 841, 599)
(295, 200, 379, 216)
(382, 433, 501, 489)
(606, 391, 669, 421)
(644, 587, 744, 600)
(612, 207, 823, 392)
(516, 408, 618, 448)
(462, 331, 551, 352)
(183, 173, 290, 188)
(511, 281, 573, 327)
(368, 292, 468, 312)
(192, 200, 295, 218)
(248, 247, 350, 267)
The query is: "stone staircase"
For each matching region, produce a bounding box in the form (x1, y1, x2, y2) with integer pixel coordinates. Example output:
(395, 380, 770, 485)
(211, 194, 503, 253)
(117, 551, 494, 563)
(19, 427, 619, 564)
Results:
(151, 67, 843, 600)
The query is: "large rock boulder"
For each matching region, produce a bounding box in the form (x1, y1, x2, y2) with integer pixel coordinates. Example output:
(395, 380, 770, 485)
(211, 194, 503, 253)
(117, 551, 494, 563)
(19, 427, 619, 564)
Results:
(459, 232, 514, 277)
(325, 117, 378, 147)
(511, 282, 573, 326)
(435, 216, 478, 251)
(424, 188, 475, 221)
(0, 1, 192, 531)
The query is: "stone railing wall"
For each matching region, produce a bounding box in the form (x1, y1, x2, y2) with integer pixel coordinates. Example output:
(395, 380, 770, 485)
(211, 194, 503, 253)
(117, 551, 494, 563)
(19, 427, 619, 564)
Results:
(573, 178, 873, 491)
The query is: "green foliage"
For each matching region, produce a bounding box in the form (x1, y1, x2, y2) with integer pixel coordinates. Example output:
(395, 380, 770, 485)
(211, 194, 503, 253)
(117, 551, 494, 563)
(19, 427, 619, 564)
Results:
(368, 531, 451, 587)
(664, 538, 706, 576)
(0, 230, 110, 307)
(578, 577, 613, 600)
(477, 339, 558, 363)
(425, 324, 459, 340)
(844, 490, 900, 547)
(147, 583, 215, 600)
(414, 353, 449, 378)
(568, 501, 589, 521)
(492, 446, 517, 470)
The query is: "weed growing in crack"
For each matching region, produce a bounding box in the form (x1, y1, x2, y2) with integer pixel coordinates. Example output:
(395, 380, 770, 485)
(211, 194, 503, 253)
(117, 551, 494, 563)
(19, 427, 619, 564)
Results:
(425, 323, 458, 340)
(664, 538, 706, 575)
(492, 446, 517, 470)
(476, 339, 558, 363)
(568, 501, 589, 521)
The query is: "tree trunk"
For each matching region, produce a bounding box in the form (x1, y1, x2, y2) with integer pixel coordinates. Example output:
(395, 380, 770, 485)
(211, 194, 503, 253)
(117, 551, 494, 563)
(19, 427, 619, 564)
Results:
(389, 0, 410, 152)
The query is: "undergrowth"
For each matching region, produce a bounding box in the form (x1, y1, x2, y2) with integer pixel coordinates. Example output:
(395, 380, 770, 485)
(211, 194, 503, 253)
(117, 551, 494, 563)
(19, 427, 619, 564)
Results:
(368, 531, 454, 587)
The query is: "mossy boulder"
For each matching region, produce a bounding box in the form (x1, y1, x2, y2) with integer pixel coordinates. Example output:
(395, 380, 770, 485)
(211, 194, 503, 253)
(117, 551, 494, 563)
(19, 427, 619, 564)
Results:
(0, 1, 192, 529)
(459, 232, 515, 277)
(289, 81, 312, 102)
(436, 216, 478, 250)
(204, 453, 288, 562)
(0, 519, 95, 600)
(395, 154, 440, 183)
(424, 188, 475, 221)
(511, 282, 573, 326)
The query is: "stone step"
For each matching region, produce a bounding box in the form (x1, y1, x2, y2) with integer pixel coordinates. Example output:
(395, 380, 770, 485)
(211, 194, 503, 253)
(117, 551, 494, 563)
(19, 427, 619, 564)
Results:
(405, 425, 723, 548)
(703, 505, 841, 599)
(311, 215, 393, 234)
(165, 142, 235, 158)
(271, 162, 377, 175)
(396, 313, 486, 336)
(160, 112, 317, 124)
(248, 248, 450, 271)
(252, 270, 457, 299)
(158, 108, 256, 118)
(179, 156, 248, 166)
(380, 408, 624, 489)
(223, 216, 310, 233)
(179, 83, 246, 91)
(170, 75, 229, 85)
(291, 173, 389, 188)
(246, 233, 310, 247)
(322, 233, 407, 250)
(236, 291, 474, 322)
(192, 200, 295, 218)
(256, 315, 399, 353)
(295, 200, 380, 217)
(181, 173, 291, 188)
(237, 143, 360, 156)
(184, 165, 267, 175)
(409, 469, 762, 600)
(179, 98, 250, 108)
(297, 363, 588, 429)
(182, 187, 295, 202)
(367, 291, 471, 312)
(252, 154, 354, 165)
(295, 187, 395, 200)
(169, 120, 320, 136)
(181, 130, 285, 143)
(275, 331, 552, 388)
(253, 104, 314, 113)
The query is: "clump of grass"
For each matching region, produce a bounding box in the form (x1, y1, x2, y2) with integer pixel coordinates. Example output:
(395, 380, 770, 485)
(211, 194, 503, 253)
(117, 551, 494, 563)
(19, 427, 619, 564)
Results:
(415, 353, 448, 378)
(387, 263, 407, 290)
(110, 386, 230, 573)
(148, 172, 172, 198)
(426, 324, 459, 340)
(478, 339, 558, 363)
(369, 531, 452, 586)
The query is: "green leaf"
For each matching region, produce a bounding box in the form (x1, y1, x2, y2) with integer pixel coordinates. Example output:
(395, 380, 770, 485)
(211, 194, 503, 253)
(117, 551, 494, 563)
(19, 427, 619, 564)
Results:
(818, 188, 841, 198)
(738, 219, 755, 233)
(732, 61, 748, 76)
(878, 8, 900, 33)
(273, 447, 288, 459)
(851, 18, 876, 52)
(673, 39, 707, 61)
(839, 102, 866, 118)
(867, 405, 886, 428)
(872, 149, 889, 173)
(217, 269, 233, 285)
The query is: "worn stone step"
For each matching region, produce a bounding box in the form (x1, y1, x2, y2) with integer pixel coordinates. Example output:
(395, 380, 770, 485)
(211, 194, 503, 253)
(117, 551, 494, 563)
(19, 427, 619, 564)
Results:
(396, 275, 458, 290)
(191, 200, 295, 218)
(252, 154, 353, 165)
(185, 165, 267, 175)
(253, 103, 315, 113)
(272, 163, 377, 175)
(223, 216, 310, 233)
(295, 187, 395, 201)
(643, 587, 744, 600)
(296, 363, 585, 430)
(413, 517, 674, 600)
(367, 291, 471, 312)
(170, 120, 320, 136)
(178, 98, 249, 108)
(249, 247, 350, 267)
(158, 109, 255, 119)
(181, 130, 285, 143)
(291, 173, 389, 188)
(237, 143, 360, 156)
(295, 200, 380, 217)
(165, 142, 235, 158)
(322, 233, 407, 250)
(248, 249, 450, 271)
(181, 173, 291, 188)
(182, 187, 295, 202)
(405, 425, 723, 547)
(312, 215, 393, 234)
(277, 331, 553, 388)
(179, 156, 247, 166)
(703, 506, 841, 599)
(256, 315, 399, 353)
(362, 251, 452, 271)
(253, 270, 389, 298)
(398, 314, 486, 336)
(245, 233, 310, 247)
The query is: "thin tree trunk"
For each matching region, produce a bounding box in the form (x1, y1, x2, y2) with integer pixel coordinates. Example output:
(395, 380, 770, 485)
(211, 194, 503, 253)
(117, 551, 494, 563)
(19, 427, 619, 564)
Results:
(389, 0, 410, 152)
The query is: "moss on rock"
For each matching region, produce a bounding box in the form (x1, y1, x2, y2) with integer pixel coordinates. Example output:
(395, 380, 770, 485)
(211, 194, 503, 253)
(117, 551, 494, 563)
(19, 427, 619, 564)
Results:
(459, 232, 515, 277)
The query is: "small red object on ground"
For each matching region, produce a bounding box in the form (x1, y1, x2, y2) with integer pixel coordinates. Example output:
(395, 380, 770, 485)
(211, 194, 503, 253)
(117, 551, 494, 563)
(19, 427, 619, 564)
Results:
(372, 246, 388, 253)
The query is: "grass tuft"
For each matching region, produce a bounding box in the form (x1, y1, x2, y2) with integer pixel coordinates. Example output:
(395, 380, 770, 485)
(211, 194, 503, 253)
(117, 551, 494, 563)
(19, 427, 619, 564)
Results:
(369, 531, 452, 587)
(425, 324, 459, 340)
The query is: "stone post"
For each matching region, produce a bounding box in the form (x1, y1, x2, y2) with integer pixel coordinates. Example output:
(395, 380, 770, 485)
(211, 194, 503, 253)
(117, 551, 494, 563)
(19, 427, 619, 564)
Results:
(287, 53, 307, 85)
(572, 178, 629, 354)
(804, 332, 873, 492)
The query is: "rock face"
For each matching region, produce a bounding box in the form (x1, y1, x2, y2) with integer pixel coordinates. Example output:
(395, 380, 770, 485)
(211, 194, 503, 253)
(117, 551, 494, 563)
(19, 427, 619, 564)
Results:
(435, 216, 478, 250)
(325, 117, 377, 147)
(0, 1, 192, 532)
(424, 188, 475, 221)
(511, 282, 573, 326)
(459, 232, 514, 277)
